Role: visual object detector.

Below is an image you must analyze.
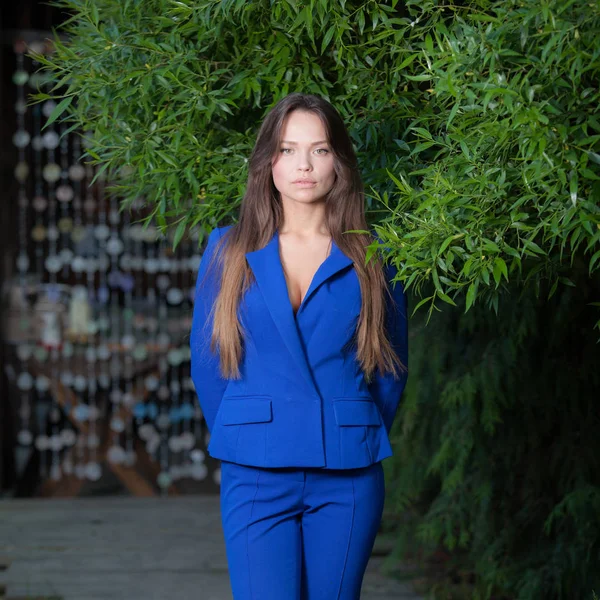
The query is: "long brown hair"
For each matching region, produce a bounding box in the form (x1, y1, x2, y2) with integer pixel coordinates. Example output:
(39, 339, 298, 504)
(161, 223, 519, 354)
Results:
(203, 93, 405, 382)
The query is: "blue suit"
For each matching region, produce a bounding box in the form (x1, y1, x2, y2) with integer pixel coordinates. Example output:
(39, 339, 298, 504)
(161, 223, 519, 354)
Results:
(190, 225, 408, 469)
(190, 224, 408, 599)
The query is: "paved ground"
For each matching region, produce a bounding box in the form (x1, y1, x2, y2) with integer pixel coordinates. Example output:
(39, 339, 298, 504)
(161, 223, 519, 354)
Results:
(0, 496, 422, 600)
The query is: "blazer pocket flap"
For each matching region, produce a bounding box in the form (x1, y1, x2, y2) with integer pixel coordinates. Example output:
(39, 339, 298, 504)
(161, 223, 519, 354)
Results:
(220, 397, 273, 425)
(333, 399, 381, 426)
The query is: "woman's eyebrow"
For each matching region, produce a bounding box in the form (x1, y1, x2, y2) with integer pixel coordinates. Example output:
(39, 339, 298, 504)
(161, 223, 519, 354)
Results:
(280, 140, 329, 145)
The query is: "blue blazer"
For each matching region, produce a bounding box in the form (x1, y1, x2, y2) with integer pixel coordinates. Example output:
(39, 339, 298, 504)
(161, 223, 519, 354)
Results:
(190, 225, 408, 469)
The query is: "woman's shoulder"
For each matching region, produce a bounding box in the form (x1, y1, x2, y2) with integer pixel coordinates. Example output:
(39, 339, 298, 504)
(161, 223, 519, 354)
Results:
(219, 224, 235, 236)
(209, 224, 234, 242)
(204, 225, 235, 258)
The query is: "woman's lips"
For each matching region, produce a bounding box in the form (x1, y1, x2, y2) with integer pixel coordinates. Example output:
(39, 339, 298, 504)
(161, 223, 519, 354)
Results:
(292, 180, 317, 186)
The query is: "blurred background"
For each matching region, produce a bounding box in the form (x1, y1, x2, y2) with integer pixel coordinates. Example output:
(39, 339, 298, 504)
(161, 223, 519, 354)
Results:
(0, 1, 220, 500)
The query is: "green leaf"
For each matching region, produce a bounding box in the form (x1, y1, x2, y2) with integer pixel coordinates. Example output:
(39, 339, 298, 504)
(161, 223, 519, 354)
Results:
(321, 25, 335, 54)
(437, 291, 457, 307)
(569, 171, 578, 206)
(411, 295, 434, 317)
(358, 9, 365, 35)
(559, 277, 576, 287)
(494, 257, 508, 282)
(469, 13, 499, 22)
(173, 220, 186, 249)
(492, 257, 508, 286)
(447, 101, 461, 129)
(465, 281, 477, 312)
(90, 3, 99, 27)
(425, 34, 433, 54)
(412, 127, 434, 141)
(523, 239, 545, 255)
(396, 54, 417, 70)
(365, 243, 378, 264)
(157, 150, 179, 168)
(459, 140, 471, 160)
(386, 169, 411, 193)
(588, 152, 600, 165)
(481, 266, 490, 286)
(590, 249, 600, 274)
(482, 239, 500, 253)
(581, 168, 600, 180)
(548, 277, 559, 299)
(438, 235, 452, 255)
(42, 95, 73, 130)
(405, 74, 432, 81)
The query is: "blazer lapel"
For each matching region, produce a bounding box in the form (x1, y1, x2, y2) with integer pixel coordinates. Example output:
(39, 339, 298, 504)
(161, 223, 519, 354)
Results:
(245, 230, 354, 396)
(297, 237, 353, 317)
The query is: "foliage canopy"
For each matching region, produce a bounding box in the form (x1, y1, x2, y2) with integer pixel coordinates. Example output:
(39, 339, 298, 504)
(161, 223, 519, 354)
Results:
(31, 0, 600, 322)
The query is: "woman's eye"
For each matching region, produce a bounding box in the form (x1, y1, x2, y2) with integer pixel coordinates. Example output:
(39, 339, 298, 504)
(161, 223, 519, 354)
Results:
(279, 147, 329, 155)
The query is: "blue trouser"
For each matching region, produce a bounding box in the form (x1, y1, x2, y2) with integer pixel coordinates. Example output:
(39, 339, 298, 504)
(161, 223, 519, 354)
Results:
(219, 460, 385, 600)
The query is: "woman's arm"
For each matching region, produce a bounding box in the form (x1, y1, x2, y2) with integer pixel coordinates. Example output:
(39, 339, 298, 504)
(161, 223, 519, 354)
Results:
(189, 228, 228, 433)
(368, 264, 409, 435)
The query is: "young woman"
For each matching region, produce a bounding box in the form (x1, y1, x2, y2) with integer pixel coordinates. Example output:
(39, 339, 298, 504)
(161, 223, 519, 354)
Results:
(190, 93, 408, 600)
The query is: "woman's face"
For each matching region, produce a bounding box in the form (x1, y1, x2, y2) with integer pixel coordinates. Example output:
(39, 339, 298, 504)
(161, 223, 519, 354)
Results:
(271, 110, 336, 206)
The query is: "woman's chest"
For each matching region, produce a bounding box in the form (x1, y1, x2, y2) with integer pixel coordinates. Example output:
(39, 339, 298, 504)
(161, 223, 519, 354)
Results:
(240, 265, 361, 346)
(278, 238, 332, 314)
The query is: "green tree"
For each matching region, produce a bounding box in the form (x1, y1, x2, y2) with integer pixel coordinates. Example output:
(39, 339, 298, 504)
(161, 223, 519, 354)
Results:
(30, 0, 600, 597)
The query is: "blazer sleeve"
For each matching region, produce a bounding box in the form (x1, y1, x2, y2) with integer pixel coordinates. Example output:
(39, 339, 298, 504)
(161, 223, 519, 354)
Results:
(190, 227, 229, 433)
(368, 262, 409, 435)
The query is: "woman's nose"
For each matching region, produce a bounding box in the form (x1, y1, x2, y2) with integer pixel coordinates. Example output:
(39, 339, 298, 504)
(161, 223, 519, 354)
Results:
(296, 153, 313, 171)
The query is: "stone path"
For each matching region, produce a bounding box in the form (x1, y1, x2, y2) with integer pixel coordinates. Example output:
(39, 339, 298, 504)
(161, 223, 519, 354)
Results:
(0, 496, 421, 600)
